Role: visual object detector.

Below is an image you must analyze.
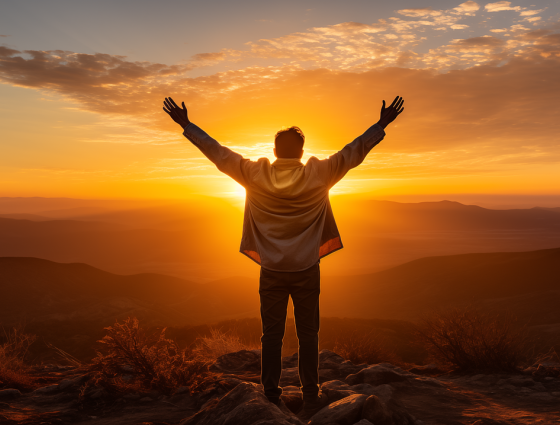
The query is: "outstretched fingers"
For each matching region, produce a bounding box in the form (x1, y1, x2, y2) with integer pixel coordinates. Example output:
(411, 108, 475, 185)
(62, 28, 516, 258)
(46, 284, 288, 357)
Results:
(388, 97, 404, 118)
(394, 98, 404, 112)
(168, 97, 180, 109)
(389, 96, 401, 108)
(164, 98, 176, 111)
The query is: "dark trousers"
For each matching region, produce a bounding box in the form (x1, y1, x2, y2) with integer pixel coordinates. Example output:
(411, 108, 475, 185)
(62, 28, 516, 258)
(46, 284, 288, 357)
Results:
(259, 262, 320, 402)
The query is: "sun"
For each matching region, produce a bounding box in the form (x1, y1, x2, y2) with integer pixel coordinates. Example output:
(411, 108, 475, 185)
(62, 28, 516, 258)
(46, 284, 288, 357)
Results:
(226, 181, 246, 200)
(234, 183, 246, 199)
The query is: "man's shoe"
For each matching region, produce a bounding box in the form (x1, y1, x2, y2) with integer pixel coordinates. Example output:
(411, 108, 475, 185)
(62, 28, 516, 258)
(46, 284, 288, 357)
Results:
(296, 393, 329, 421)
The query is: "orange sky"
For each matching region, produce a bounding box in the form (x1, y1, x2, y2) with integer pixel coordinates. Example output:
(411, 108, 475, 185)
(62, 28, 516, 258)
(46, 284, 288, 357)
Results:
(1, 1, 559, 202)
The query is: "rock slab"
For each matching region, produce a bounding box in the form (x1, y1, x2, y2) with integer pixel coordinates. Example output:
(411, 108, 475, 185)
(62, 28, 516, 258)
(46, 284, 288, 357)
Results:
(180, 382, 303, 425)
(308, 394, 368, 425)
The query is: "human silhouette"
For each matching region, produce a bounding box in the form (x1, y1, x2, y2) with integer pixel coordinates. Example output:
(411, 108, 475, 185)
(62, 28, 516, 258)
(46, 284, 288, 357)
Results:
(163, 95, 404, 419)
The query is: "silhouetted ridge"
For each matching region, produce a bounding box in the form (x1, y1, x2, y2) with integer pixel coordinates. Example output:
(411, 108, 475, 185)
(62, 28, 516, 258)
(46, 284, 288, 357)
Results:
(321, 247, 560, 325)
(0, 257, 257, 326)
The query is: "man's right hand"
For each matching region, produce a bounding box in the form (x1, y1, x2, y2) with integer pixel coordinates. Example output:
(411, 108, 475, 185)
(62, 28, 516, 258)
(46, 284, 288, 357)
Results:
(378, 96, 404, 129)
(163, 97, 191, 129)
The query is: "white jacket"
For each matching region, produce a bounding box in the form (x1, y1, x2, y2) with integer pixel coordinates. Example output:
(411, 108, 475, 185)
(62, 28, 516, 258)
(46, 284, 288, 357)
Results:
(183, 123, 385, 271)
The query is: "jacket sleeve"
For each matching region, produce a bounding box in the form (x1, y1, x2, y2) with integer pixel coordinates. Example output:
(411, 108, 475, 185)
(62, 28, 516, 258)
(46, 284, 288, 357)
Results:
(321, 123, 385, 188)
(183, 123, 259, 188)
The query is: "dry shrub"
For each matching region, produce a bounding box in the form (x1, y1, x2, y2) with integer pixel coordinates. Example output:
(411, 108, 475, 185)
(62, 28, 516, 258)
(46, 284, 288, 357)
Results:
(333, 331, 400, 366)
(415, 307, 532, 372)
(194, 328, 257, 360)
(533, 347, 560, 365)
(0, 324, 37, 390)
(89, 317, 215, 395)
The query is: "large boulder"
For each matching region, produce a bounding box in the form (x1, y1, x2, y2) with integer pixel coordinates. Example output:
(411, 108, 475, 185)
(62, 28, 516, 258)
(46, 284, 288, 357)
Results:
(319, 350, 346, 369)
(180, 382, 303, 425)
(346, 364, 409, 386)
(308, 394, 368, 425)
(361, 395, 393, 425)
(58, 374, 88, 390)
(361, 395, 416, 425)
(32, 384, 60, 395)
(211, 350, 262, 373)
(320, 380, 396, 404)
(0, 389, 22, 399)
(320, 380, 354, 403)
(317, 351, 369, 382)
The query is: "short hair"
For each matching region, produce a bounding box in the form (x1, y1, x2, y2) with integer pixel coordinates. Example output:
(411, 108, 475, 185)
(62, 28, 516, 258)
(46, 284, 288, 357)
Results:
(274, 126, 305, 157)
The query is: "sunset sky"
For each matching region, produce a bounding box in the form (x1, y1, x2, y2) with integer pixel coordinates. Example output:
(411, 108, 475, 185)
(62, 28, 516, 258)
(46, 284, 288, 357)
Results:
(1, 0, 559, 204)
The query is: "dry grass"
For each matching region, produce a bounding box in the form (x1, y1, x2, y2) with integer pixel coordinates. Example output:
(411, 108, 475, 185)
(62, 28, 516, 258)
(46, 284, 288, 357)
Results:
(415, 307, 533, 372)
(89, 317, 216, 396)
(0, 324, 37, 390)
(193, 328, 257, 360)
(333, 330, 401, 366)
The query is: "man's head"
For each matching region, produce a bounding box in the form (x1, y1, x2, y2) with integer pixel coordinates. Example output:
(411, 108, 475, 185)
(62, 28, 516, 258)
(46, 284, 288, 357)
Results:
(274, 126, 305, 159)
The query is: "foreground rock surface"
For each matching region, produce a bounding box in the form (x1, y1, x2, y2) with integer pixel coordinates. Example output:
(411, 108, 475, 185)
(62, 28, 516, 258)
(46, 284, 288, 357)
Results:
(1, 351, 559, 424)
(180, 382, 303, 425)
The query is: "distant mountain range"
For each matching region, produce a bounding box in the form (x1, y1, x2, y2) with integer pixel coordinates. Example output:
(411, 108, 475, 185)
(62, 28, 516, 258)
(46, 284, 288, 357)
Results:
(335, 199, 560, 233)
(1, 199, 560, 279)
(2, 246, 559, 327)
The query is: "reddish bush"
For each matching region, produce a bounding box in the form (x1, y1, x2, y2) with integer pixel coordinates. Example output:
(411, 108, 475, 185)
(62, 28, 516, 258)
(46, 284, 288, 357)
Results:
(0, 324, 37, 390)
(415, 307, 533, 372)
(89, 317, 215, 395)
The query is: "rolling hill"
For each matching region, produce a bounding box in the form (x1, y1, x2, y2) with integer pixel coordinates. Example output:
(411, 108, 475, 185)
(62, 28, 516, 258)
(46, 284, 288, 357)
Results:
(0, 257, 257, 326)
(321, 246, 560, 325)
(1, 247, 559, 328)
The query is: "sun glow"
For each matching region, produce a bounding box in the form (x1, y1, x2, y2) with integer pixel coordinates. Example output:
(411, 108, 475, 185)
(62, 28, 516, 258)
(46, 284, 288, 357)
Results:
(231, 181, 246, 200)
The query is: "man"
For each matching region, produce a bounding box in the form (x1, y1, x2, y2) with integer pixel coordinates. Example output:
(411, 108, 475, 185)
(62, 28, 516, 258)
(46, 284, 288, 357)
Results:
(163, 96, 404, 419)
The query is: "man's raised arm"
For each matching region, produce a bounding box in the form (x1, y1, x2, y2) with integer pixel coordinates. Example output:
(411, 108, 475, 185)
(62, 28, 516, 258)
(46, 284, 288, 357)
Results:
(163, 97, 257, 187)
(323, 96, 404, 188)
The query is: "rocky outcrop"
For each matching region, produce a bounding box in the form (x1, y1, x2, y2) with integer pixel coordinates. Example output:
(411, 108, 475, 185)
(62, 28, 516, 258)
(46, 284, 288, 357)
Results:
(211, 350, 262, 374)
(180, 382, 304, 425)
(3, 350, 560, 424)
(183, 350, 421, 425)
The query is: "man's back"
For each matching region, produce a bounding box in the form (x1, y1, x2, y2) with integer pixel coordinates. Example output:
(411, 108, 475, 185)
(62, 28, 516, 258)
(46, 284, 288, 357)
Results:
(182, 122, 385, 271)
(243, 156, 333, 271)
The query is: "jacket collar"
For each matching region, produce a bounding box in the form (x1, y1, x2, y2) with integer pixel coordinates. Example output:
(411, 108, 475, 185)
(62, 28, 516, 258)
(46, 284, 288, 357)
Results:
(272, 158, 303, 169)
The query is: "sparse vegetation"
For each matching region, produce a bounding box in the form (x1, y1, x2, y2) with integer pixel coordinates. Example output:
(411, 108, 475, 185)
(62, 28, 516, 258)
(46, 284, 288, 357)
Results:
(194, 327, 258, 359)
(333, 330, 401, 366)
(415, 307, 534, 372)
(0, 324, 37, 390)
(89, 317, 215, 395)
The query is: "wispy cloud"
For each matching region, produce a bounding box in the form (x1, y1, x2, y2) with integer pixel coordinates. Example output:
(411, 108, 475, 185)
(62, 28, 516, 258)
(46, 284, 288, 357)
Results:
(484, 1, 523, 12)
